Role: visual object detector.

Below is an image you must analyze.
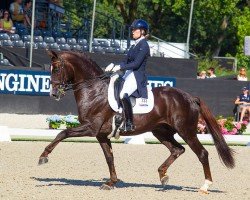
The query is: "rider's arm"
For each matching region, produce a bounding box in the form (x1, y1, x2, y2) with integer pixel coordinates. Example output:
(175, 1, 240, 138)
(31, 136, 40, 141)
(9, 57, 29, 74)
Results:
(235, 97, 244, 105)
(120, 42, 149, 71)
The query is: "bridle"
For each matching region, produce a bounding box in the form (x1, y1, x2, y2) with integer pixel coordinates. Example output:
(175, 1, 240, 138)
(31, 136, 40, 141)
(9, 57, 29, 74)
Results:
(50, 56, 113, 98)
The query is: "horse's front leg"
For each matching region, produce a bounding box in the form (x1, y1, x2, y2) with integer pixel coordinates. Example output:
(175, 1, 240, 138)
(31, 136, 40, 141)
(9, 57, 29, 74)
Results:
(97, 136, 118, 190)
(38, 123, 96, 165)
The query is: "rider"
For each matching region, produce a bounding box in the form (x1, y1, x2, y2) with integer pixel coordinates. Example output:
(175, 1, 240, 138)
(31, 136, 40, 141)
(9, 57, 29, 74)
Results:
(105, 19, 150, 132)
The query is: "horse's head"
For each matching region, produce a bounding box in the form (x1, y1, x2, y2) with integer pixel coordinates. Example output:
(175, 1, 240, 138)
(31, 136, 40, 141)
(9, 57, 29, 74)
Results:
(48, 50, 73, 101)
(48, 50, 104, 101)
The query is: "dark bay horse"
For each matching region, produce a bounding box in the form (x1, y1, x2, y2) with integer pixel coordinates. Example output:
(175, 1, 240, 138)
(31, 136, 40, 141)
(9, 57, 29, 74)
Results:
(38, 50, 235, 193)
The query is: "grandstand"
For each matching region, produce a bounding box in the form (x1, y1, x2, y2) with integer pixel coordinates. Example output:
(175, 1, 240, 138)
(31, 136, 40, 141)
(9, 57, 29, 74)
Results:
(0, 0, 192, 66)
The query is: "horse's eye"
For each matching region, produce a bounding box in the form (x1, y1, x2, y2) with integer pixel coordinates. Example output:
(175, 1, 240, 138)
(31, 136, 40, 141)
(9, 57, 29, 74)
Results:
(53, 67, 59, 73)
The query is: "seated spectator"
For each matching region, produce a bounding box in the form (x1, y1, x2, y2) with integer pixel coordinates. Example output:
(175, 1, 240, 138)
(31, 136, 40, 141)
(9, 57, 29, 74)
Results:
(9, 0, 24, 25)
(235, 86, 250, 122)
(237, 67, 248, 81)
(24, 0, 33, 28)
(0, 10, 14, 33)
(207, 67, 216, 78)
(197, 70, 207, 79)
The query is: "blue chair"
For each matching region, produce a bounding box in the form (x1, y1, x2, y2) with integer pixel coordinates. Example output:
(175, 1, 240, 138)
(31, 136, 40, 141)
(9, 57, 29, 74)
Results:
(99, 40, 110, 48)
(44, 36, 55, 44)
(56, 37, 66, 44)
(71, 44, 82, 51)
(24, 41, 38, 49)
(105, 47, 115, 54)
(13, 40, 25, 48)
(63, 32, 73, 39)
(83, 45, 89, 52)
(34, 29, 42, 36)
(93, 46, 104, 53)
(34, 36, 43, 43)
(111, 41, 120, 48)
(22, 35, 31, 42)
(78, 39, 88, 46)
(48, 43, 60, 51)
(37, 42, 48, 49)
(59, 44, 71, 51)
(0, 59, 11, 66)
(42, 30, 52, 37)
(67, 38, 77, 45)
(2, 40, 13, 47)
(53, 31, 62, 38)
(18, 28, 29, 36)
(9, 34, 20, 41)
(0, 33, 10, 40)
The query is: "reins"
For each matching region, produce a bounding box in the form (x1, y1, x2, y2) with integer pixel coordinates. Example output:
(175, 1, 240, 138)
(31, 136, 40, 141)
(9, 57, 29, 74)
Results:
(50, 56, 113, 95)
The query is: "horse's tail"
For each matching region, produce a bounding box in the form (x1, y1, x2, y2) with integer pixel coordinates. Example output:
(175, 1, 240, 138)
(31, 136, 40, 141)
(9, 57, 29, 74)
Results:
(195, 97, 235, 169)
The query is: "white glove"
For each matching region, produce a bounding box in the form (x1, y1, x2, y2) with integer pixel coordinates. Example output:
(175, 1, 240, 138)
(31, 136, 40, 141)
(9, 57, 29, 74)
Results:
(112, 65, 121, 72)
(105, 63, 114, 72)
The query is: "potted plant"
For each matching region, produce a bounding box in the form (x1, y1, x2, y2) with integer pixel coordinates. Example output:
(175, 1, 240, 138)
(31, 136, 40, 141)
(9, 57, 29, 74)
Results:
(216, 116, 247, 135)
(46, 115, 64, 129)
(64, 115, 80, 128)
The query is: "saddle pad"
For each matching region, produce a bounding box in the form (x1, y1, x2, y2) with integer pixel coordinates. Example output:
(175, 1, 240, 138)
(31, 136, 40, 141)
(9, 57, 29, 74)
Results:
(108, 74, 154, 114)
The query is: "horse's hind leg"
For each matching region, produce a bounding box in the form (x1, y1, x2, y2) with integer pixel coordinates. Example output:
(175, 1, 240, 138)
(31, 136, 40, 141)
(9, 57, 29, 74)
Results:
(38, 124, 95, 165)
(183, 135, 213, 194)
(152, 128, 185, 186)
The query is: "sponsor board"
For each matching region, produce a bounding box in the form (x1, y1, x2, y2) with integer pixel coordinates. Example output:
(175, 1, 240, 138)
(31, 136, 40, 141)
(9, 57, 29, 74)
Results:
(0, 69, 176, 96)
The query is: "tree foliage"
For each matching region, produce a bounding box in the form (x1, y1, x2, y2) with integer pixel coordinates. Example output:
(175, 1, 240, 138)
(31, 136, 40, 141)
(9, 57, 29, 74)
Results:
(63, 0, 250, 67)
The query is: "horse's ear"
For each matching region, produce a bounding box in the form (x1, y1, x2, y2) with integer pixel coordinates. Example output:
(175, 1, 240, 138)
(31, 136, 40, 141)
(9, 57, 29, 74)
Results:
(47, 50, 58, 59)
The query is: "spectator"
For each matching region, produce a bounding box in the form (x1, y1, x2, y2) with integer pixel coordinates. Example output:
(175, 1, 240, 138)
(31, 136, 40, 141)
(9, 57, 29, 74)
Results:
(207, 67, 216, 78)
(237, 67, 248, 81)
(197, 70, 207, 79)
(9, 0, 24, 25)
(235, 86, 250, 122)
(24, 0, 32, 28)
(0, 10, 14, 33)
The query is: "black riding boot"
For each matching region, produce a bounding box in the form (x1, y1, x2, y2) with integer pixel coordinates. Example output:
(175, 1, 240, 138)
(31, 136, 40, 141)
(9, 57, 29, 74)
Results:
(119, 94, 135, 132)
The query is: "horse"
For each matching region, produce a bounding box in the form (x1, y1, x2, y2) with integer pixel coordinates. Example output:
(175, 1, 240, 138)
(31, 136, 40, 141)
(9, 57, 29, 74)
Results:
(38, 50, 235, 193)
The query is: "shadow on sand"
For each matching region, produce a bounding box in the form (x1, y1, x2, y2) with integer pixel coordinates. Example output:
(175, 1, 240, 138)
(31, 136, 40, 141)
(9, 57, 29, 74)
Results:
(31, 177, 224, 193)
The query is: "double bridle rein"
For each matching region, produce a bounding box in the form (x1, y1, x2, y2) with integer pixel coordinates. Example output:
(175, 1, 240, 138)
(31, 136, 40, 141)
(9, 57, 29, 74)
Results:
(50, 56, 113, 98)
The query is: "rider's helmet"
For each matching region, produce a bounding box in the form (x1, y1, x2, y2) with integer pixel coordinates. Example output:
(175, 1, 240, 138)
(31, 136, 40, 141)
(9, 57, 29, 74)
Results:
(130, 19, 149, 35)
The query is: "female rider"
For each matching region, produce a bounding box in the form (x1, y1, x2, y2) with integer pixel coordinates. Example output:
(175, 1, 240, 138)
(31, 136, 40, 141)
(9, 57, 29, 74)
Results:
(106, 19, 150, 132)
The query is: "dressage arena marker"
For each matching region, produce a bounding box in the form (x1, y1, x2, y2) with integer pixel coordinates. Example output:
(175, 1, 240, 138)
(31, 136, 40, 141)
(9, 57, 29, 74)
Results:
(5, 127, 250, 145)
(0, 126, 11, 142)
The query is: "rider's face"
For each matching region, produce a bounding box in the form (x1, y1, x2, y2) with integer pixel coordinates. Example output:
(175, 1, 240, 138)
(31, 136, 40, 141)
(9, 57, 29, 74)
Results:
(132, 29, 141, 40)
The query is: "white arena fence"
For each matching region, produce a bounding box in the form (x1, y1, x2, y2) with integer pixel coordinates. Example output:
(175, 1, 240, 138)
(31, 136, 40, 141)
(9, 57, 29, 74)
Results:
(1, 126, 250, 146)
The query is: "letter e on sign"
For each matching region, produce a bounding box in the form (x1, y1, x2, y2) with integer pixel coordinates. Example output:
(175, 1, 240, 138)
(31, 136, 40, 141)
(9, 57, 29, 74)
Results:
(244, 36, 250, 56)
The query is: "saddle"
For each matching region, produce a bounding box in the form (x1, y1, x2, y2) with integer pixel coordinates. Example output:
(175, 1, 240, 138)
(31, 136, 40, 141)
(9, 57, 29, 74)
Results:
(107, 73, 154, 139)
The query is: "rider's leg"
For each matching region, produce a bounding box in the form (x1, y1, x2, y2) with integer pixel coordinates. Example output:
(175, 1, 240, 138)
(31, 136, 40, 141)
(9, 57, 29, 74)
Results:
(119, 71, 137, 132)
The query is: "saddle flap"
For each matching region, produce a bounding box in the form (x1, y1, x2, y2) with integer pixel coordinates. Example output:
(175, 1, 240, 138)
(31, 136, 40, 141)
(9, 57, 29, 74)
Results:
(108, 76, 154, 114)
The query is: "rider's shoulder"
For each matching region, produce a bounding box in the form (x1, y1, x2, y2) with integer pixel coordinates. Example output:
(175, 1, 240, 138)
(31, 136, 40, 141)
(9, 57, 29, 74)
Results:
(139, 39, 150, 49)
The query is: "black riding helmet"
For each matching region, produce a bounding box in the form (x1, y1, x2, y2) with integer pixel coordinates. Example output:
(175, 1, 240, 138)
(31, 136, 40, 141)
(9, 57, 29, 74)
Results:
(130, 19, 149, 35)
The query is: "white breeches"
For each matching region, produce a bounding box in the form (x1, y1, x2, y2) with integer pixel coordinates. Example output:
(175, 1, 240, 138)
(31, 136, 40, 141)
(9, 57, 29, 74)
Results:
(120, 70, 137, 99)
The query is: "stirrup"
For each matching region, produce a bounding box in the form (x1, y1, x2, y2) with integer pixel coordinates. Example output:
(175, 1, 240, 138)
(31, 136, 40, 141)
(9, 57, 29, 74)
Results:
(119, 122, 135, 132)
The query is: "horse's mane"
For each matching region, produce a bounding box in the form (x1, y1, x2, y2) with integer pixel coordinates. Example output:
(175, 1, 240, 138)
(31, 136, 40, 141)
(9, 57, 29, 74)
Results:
(62, 51, 104, 76)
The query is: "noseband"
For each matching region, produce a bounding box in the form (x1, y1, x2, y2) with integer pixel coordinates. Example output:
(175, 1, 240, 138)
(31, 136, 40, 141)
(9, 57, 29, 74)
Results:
(50, 55, 116, 97)
(50, 56, 71, 96)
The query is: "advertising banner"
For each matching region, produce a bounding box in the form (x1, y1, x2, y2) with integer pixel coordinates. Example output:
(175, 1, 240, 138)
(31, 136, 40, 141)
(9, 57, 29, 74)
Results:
(0, 69, 176, 96)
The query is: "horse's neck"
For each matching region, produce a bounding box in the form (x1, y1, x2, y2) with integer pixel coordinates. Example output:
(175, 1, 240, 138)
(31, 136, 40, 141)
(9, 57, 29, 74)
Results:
(74, 79, 109, 117)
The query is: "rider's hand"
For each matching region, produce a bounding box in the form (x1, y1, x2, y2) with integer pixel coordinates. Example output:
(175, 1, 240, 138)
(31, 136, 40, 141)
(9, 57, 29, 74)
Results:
(112, 65, 121, 72)
(105, 63, 114, 72)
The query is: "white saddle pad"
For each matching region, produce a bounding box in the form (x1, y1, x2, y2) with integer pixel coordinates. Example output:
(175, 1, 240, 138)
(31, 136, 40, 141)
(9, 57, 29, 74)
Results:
(108, 74, 154, 114)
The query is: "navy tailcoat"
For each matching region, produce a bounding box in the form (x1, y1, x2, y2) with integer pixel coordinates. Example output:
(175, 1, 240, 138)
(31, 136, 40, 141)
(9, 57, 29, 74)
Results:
(120, 38, 150, 98)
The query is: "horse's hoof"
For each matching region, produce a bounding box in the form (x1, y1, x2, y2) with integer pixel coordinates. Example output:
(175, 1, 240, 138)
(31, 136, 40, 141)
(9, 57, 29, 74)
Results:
(199, 189, 209, 194)
(160, 175, 169, 186)
(100, 184, 114, 190)
(38, 157, 48, 165)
